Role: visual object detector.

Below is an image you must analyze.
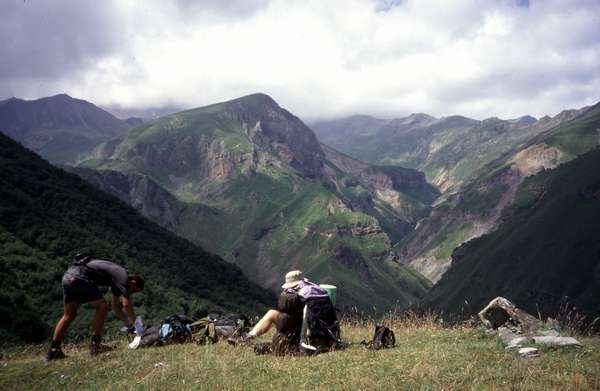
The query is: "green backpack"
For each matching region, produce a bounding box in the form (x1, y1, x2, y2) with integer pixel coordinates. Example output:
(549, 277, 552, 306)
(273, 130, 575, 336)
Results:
(190, 318, 218, 345)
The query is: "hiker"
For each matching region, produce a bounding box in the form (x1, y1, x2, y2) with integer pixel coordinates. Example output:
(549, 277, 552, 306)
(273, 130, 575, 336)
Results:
(229, 270, 340, 355)
(45, 255, 144, 361)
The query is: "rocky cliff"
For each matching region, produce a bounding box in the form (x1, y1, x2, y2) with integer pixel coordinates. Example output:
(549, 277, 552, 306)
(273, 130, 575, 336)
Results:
(75, 94, 435, 311)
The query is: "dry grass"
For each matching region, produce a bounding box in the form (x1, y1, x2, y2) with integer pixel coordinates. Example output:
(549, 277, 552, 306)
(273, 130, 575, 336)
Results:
(1, 315, 599, 390)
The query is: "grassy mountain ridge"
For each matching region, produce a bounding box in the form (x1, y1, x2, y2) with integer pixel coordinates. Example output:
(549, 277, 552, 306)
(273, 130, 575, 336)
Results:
(76, 94, 434, 311)
(399, 103, 600, 281)
(0, 133, 273, 343)
(311, 109, 583, 192)
(420, 147, 600, 320)
(0, 94, 132, 164)
(315, 103, 598, 282)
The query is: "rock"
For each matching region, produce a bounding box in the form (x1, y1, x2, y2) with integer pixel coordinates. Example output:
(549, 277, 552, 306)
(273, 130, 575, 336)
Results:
(532, 336, 582, 347)
(518, 347, 539, 358)
(505, 337, 530, 349)
(478, 297, 541, 333)
(498, 327, 519, 345)
(539, 329, 560, 337)
(498, 327, 530, 348)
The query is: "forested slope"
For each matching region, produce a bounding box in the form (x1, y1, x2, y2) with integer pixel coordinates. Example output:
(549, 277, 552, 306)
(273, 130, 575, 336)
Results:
(0, 133, 273, 342)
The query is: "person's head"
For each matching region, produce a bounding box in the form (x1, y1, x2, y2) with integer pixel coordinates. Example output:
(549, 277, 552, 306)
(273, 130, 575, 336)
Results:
(281, 270, 305, 289)
(128, 275, 144, 294)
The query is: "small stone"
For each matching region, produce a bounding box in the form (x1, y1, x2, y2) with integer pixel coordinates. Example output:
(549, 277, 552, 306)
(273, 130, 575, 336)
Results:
(532, 336, 581, 347)
(539, 329, 560, 337)
(518, 347, 539, 358)
(505, 337, 529, 349)
(498, 327, 519, 345)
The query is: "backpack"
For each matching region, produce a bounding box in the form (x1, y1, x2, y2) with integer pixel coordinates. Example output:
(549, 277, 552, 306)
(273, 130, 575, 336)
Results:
(158, 314, 194, 344)
(208, 313, 251, 338)
(362, 325, 395, 350)
(302, 296, 341, 352)
(189, 318, 218, 345)
(138, 324, 161, 348)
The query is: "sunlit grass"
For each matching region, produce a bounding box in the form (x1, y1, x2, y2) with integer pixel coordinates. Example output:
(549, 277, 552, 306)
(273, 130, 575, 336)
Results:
(2, 314, 599, 390)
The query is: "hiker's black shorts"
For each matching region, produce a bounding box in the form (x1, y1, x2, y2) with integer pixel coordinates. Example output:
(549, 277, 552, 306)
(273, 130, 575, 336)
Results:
(62, 270, 103, 304)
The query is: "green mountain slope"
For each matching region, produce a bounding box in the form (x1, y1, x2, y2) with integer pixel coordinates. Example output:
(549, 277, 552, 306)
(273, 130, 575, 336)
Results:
(399, 103, 600, 282)
(420, 147, 600, 320)
(76, 94, 434, 311)
(311, 110, 586, 193)
(0, 94, 131, 163)
(0, 133, 273, 343)
(544, 102, 600, 159)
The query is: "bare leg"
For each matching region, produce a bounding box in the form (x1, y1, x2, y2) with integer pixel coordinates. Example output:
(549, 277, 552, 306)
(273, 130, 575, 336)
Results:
(88, 299, 109, 336)
(52, 302, 80, 341)
(249, 309, 281, 337)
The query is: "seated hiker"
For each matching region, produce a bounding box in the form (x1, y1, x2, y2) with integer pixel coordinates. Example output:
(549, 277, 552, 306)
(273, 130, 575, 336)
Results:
(229, 270, 340, 355)
(45, 254, 144, 361)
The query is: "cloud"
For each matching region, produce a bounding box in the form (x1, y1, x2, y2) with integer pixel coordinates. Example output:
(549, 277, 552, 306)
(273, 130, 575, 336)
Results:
(0, 0, 128, 97)
(1, 0, 599, 120)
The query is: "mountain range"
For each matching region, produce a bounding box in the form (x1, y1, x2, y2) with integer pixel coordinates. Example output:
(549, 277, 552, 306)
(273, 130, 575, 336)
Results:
(313, 104, 600, 281)
(0, 94, 134, 164)
(421, 146, 600, 321)
(71, 93, 434, 311)
(2, 91, 599, 327)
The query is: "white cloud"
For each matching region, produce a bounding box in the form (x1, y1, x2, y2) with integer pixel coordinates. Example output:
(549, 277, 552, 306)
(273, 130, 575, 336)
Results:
(2, 0, 599, 120)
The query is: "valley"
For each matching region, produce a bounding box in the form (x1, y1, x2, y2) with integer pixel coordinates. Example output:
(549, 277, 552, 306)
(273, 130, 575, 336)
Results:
(1, 92, 599, 337)
(71, 93, 435, 311)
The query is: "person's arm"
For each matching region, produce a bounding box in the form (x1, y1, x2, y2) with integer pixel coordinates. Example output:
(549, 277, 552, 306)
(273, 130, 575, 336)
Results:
(121, 296, 136, 327)
(112, 294, 134, 328)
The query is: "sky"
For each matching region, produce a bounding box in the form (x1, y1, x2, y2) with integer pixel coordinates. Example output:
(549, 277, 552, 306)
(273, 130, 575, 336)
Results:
(1, 0, 600, 120)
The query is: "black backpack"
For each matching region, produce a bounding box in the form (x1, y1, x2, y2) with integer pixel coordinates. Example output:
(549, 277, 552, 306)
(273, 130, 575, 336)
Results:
(304, 296, 341, 349)
(158, 314, 194, 344)
(362, 325, 395, 350)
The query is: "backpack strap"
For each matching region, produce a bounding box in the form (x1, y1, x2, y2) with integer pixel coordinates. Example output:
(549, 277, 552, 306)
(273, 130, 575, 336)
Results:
(73, 254, 92, 267)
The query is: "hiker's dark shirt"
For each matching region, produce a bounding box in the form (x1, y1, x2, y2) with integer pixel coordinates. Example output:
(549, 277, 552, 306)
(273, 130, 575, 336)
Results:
(68, 259, 130, 298)
(276, 290, 303, 332)
(271, 291, 303, 355)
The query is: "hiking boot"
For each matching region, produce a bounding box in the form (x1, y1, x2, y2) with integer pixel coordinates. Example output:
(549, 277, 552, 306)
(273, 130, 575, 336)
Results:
(227, 332, 253, 346)
(89, 342, 113, 357)
(45, 347, 66, 362)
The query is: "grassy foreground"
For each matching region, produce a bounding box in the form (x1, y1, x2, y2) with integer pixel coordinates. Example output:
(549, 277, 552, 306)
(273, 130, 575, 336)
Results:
(1, 316, 599, 391)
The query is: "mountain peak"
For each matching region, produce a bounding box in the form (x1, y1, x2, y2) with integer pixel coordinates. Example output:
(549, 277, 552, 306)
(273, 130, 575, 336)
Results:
(226, 92, 279, 108)
(554, 109, 580, 122)
(0, 97, 23, 105)
(408, 113, 436, 122)
(44, 93, 80, 103)
(51, 93, 73, 99)
(508, 115, 537, 126)
(0, 93, 131, 163)
(388, 112, 437, 128)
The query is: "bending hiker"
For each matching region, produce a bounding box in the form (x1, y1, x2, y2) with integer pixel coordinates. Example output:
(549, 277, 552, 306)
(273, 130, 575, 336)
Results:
(228, 270, 340, 355)
(45, 255, 144, 361)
